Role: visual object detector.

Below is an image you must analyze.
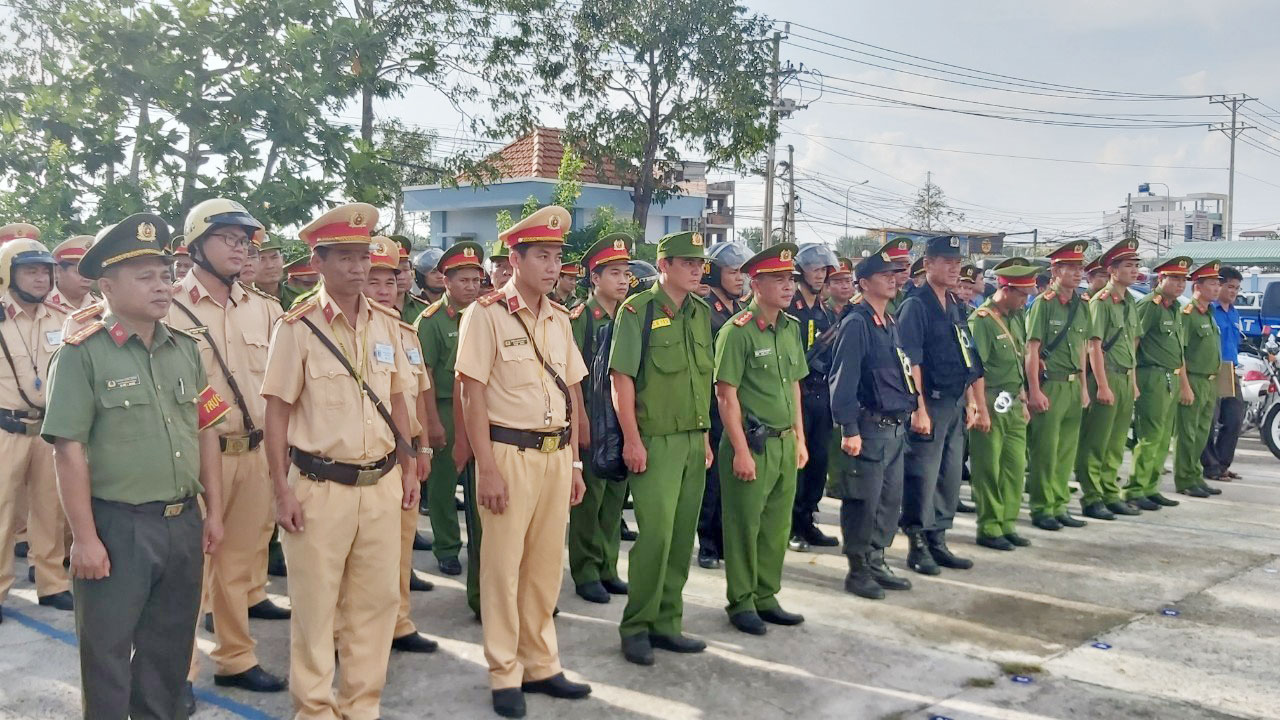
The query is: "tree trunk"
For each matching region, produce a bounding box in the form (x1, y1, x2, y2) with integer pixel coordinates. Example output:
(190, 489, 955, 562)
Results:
(631, 57, 663, 232)
(359, 0, 375, 144)
(394, 193, 405, 234)
(129, 94, 150, 187)
(261, 140, 279, 185)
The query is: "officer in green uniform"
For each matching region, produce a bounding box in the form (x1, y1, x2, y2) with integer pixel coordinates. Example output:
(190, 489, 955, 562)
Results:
(1124, 257, 1193, 509)
(281, 257, 318, 309)
(568, 233, 633, 603)
(250, 234, 289, 308)
(714, 243, 809, 635)
(415, 242, 485, 579)
(609, 230, 713, 666)
(1077, 238, 1142, 520)
(487, 240, 512, 290)
(968, 264, 1039, 550)
(41, 214, 228, 720)
(1175, 261, 1224, 498)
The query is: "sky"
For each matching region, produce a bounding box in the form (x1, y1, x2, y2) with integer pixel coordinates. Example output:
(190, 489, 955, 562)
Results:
(376, 0, 1280, 248)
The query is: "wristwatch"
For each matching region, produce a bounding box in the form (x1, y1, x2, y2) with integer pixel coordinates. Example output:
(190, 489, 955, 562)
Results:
(571, 461, 584, 470)
(417, 446, 434, 458)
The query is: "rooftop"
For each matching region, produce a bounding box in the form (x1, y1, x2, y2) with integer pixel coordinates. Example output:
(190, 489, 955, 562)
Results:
(1167, 239, 1280, 264)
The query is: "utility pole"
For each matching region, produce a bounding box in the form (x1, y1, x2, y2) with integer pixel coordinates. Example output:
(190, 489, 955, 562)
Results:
(785, 144, 797, 243)
(1125, 192, 1133, 241)
(1209, 94, 1257, 242)
(761, 28, 783, 246)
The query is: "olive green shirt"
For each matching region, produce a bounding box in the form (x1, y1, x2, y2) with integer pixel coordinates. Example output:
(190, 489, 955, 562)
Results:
(570, 295, 614, 361)
(1181, 301, 1222, 375)
(609, 283, 713, 436)
(415, 292, 464, 401)
(401, 293, 430, 326)
(41, 316, 209, 504)
(969, 297, 1025, 393)
(1088, 282, 1138, 370)
(1025, 283, 1089, 375)
(713, 302, 807, 429)
(1135, 291, 1184, 370)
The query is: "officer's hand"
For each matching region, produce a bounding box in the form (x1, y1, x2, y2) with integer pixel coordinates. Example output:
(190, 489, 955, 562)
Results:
(402, 465, 421, 510)
(910, 407, 932, 436)
(578, 423, 592, 451)
(277, 489, 305, 533)
(623, 438, 648, 474)
(1021, 403, 1031, 424)
(453, 438, 473, 473)
(1029, 389, 1050, 414)
(415, 454, 432, 484)
(1179, 384, 1195, 406)
(796, 441, 809, 469)
(477, 464, 509, 514)
(70, 536, 111, 580)
(1132, 379, 1140, 401)
(704, 435, 714, 470)
(1080, 389, 1091, 410)
(970, 408, 991, 433)
(841, 435, 862, 457)
(1096, 384, 1115, 406)
(569, 468, 586, 507)
(203, 514, 224, 556)
(732, 452, 757, 482)
(427, 420, 447, 449)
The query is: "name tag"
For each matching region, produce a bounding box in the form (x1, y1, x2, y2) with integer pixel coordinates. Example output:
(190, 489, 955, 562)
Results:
(45, 330, 63, 346)
(754, 347, 773, 357)
(503, 337, 528, 347)
(406, 347, 422, 366)
(1162, 320, 1174, 326)
(374, 342, 394, 364)
(105, 375, 140, 389)
(186, 325, 209, 335)
(997, 333, 1009, 340)
(1049, 319, 1063, 326)
(448, 331, 458, 338)
(651, 318, 671, 330)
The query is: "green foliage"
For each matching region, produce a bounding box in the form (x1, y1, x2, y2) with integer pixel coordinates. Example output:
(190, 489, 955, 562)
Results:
(738, 226, 764, 252)
(563, 204, 643, 262)
(907, 174, 965, 232)
(551, 147, 584, 211)
(520, 195, 541, 220)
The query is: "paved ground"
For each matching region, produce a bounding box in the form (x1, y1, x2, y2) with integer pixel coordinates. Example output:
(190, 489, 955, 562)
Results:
(3, 436, 1279, 720)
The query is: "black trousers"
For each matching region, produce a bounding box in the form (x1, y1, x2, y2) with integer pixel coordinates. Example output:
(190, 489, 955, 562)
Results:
(1202, 393, 1245, 477)
(75, 498, 204, 720)
(793, 386, 832, 532)
(840, 425, 907, 556)
(698, 406, 725, 557)
(900, 394, 966, 534)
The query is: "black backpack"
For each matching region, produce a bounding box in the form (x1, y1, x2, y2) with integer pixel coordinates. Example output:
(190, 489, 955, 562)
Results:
(588, 302, 654, 482)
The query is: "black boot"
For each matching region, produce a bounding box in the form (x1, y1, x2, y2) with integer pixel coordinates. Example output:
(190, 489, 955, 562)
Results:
(867, 549, 911, 590)
(843, 553, 884, 599)
(906, 532, 941, 576)
(927, 531, 973, 570)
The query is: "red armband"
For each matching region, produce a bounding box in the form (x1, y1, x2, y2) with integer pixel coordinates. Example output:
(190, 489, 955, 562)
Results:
(197, 385, 232, 430)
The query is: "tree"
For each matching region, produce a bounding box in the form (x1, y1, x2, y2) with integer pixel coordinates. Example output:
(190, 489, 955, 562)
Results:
(739, 226, 764, 252)
(548, 0, 774, 229)
(346, 119, 438, 234)
(906, 172, 965, 232)
(835, 234, 880, 259)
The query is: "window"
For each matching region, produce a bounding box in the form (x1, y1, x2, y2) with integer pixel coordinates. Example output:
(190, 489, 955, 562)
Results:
(1185, 225, 1193, 240)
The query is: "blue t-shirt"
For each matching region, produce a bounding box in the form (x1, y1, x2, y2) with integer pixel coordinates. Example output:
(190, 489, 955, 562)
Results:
(1212, 301, 1242, 363)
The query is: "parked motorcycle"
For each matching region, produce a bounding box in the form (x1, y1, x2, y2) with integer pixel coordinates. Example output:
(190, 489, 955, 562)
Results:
(1238, 335, 1280, 459)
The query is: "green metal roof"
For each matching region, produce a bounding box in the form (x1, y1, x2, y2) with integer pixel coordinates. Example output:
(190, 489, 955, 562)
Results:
(1166, 240, 1280, 264)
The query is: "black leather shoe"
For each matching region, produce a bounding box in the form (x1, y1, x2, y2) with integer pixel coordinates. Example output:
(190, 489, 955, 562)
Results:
(492, 688, 526, 718)
(13, 541, 27, 559)
(845, 569, 884, 599)
(906, 532, 941, 575)
(413, 532, 433, 551)
(1056, 513, 1087, 528)
(392, 632, 439, 653)
(38, 591, 74, 611)
(1004, 533, 1031, 547)
(419, 493, 430, 515)
(788, 534, 810, 552)
(1031, 515, 1062, 531)
(521, 672, 591, 699)
(1148, 493, 1180, 507)
(803, 525, 839, 548)
(438, 556, 462, 576)
(184, 682, 197, 716)
(729, 611, 767, 635)
(1178, 486, 1211, 498)
(248, 599, 291, 620)
(267, 545, 287, 578)
(621, 633, 654, 665)
(1106, 500, 1140, 515)
(976, 534, 1014, 551)
(601, 577, 629, 595)
(214, 665, 287, 692)
(575, 581, 610, 604)
(758, 607, 804, 626)
(1130, 497, 1160, 511)
(27, 566, 34, 583)
(697, 547, 720, 569)
(620, 520, 637, 542)
(1202, 484, 1222, 495)
(927, 532, 973, 569)
(867, 550, 911, 591)
(409, 572, 434, 592)
(955, 500, 976, 514)
(649, 633, 706, 653)
(204, 612, 214, 632)
(1081, 502, 1116, 520)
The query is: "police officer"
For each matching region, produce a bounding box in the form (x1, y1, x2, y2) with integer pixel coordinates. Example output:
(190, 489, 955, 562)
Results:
(49, 235, 97, 312)
(1175, 261, 1224, 499)
(455, 206, 591, 718)
(1024, 241, 1091, 531)
(411, 247, 446, 312)
(957, 264, 980, 311)
(610, 230, 713, 667)
(0, 237, 73, 615)
(877, 237, 913, 314)
(551, 261, 579, 307)
(968, 264, 1039, 551)
(488, 240, 513, 290)
(168, 198, 289, 692)
(282, 257, 319, 305)
(1077, 238, 1142, 521)
(262, 203, 421, 720)
(789, 243, 840, 551)
(825, 257, 856, 320)
(1123, 257, 1193, 510)
(698, 241, 751, 568)
(1082, 258, 1108, 301)
(906, 257, 926, 292)
(830, 251, 918, 599)
(250, 234, 288, 306)
(568, 233, 633, 602)
(42, 213, 228, 719)
(389, 235, 425, 323)
(714, 243, 809, 633)
(171, 234, 194, 282)
(896, 235, 982, 575)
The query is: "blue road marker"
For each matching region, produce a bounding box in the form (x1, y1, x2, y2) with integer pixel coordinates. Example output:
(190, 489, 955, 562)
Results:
(1011, 675, 1034, 684)
(1091, 642, 1112, 650)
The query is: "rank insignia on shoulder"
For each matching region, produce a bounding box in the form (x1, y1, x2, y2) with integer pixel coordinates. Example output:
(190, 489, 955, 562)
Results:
(569, 304, 585, 320)
(1042, 290, 1055, 301)
(282, 298, 318, 324)
(423, 302, 441, 318)
(624, 303, 638, 313)
(66, 322, 105, 345)
(478, 291, 503, 307)
(733, 311, 753, 327)
(976, 308, 990, 318)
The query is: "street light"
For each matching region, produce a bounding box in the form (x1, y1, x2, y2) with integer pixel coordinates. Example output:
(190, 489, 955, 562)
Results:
(1139, 182, 1174, 254)
(844, 180, 870, 238)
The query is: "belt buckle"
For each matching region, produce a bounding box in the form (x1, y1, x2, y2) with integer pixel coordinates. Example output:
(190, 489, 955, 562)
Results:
(163, 502, 184, 518)
(1068, 375, 1077, 382)
(223, 435, 250, 454)
(539, 435, 560, 453)
(355, 467, 383, 486)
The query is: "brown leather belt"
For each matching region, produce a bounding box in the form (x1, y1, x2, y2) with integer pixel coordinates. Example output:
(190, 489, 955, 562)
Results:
(291, 448, 396, 486)
(220, 429, 264, 455)
(489, 425, 571, 453)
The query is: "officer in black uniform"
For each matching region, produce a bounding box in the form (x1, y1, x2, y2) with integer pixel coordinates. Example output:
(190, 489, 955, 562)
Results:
(895, 235, 983, 575)
(788, 243, 841, 552)
(698, 242, 751, 569)
(830, 252, 918, 600)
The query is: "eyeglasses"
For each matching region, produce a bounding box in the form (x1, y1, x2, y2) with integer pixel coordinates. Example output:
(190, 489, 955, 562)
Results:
(206, 233, 251, 249)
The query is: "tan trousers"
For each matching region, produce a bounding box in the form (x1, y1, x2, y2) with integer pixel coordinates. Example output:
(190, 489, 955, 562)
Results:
(248, 527, 271, 607)
(282, 465, 402, 720)
(393, 504, 419, 638)
(0, 430, 68, 600)
(479, 442, 571, 690)
(209, 449, 276, 674)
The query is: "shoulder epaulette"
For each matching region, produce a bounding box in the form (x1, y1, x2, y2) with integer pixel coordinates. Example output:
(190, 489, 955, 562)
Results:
(783, 311, 800, 325)
(689, 293, 710, 310)
(549, 298, 569, 314)
(42, 299, 69, 316)
(478, 291, 503, 307)
(1182, 303, 1194, 315)
(242, 283, 278, 303)
(1042, 290, 1056, 301)
(167, 322, 202, 342)
(423, 300, 442, 318)
(282, 298, 318, 324)
(732, 311, 753, 327)
(976, 308, 990, 318)
(71, 301, 104, 322)
(569, 304, 585, 320)
(369, 299, 399, 319)
(66, 321, 104, 345)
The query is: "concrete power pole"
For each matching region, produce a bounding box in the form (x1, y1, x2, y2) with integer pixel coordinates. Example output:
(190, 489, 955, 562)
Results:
(785, 144, 797, 243)
(761, 29, 782, 246)
(1209, 94, 1257, 242)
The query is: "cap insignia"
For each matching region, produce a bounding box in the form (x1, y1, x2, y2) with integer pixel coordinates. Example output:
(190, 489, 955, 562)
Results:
(690, 232, 703, 246)
(463, 247, 475, 257)
(137, 222, 157, 243)
(779, 249, 793, 261)
(549, 215, 561, 230)
(613, 239, 627, 250)
(351, 211, 367, 228)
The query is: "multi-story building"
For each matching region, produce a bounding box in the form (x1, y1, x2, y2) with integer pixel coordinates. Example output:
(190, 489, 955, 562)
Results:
(1100, 191, 1228, 254)
(702, 181, 734, 245)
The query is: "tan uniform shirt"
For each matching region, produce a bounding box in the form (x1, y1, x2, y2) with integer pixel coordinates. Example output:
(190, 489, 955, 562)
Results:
(261, 286, 417, 464)
(166, 274, 282, 435)
(61, 301, 105, 339)
(455, 282, 588, 432)
(0, 292, 66, 411)
(47, 289, 96, 313)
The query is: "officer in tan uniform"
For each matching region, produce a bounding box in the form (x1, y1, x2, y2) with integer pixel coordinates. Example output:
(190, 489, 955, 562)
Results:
(49, 235, 97, 312)
(166, 199, 289, 693)
(456, 205, 591, 719)
(0, 236, 73, 618)
(262, 202, 421, 720)
(1, 223, 45, 566)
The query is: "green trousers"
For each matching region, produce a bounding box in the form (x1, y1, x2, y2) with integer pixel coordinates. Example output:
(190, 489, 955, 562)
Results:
(568, 465, 627, 585)
(969, 393, 1028, 538)
(1027, 378, 1083, 519)
(1174, 374, 1217, 491)
(719, 432, 797, 616)
(1125, 367, 1178, 499)
(426, 399, 462, 561)
(461, 463, 482, 616)
(1077, 369, 1135, 506)
(619, 431, 705, 639)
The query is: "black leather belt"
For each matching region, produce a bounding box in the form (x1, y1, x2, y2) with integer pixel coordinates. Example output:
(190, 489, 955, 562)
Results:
(95, 496, 196, 518)
(864, 411, 910, 428)
(0, 409, 41, 436)
(291, 448, 396, 486)
(220, 429, 264, 455)
(1043, 371, 1078, 382)
(489, 425, 571, 453)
